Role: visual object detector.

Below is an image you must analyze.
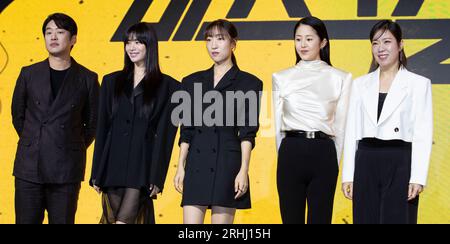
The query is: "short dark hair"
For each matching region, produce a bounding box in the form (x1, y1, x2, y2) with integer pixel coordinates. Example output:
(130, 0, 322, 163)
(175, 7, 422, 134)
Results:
(369, 20, 407, 71)
(294, 16, 332, 66)
(42, 13, 78, 37)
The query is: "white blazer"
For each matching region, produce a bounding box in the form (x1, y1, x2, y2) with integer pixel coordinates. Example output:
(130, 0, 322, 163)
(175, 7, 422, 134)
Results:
(342, 67, 433, 186)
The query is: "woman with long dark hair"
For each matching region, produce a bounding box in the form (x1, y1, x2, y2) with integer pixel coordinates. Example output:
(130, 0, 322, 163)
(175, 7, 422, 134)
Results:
(90, 22, 179, 224)
(173, 19, 263, 224)
(273, 16, 352, 224)
(342, 20, 433, 224)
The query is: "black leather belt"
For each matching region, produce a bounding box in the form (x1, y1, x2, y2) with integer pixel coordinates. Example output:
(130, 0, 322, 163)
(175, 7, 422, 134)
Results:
(284, 130, 331, 139)
(360, 138, 412, 148)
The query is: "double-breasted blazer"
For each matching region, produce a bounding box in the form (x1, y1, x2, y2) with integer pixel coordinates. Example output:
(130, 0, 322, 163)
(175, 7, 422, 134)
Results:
(11, 59, 99, 184)
(90, 71, 180, 192)
(179, 65, 263, 209)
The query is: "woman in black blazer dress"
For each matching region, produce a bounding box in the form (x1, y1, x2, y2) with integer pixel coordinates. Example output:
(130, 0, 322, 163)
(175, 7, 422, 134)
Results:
(173, 20, 263, 224)
(90, 23, 179, 224)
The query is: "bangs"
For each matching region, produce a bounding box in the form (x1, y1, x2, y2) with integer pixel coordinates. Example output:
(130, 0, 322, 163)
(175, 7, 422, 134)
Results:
(204, 25, 231, 40)
(371, 27, 388, 42)
(123, 30, 147, 44)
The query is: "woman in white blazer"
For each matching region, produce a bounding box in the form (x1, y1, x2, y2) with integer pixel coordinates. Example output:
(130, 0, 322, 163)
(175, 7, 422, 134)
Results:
(342, 20, 433, 224)
(273, 16, 352, 224)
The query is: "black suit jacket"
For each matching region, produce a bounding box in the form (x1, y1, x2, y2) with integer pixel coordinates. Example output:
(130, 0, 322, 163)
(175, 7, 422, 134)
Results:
(178, 65, 263, 209)
(11, 59, 100, 184)
(90, 71, 180, 192)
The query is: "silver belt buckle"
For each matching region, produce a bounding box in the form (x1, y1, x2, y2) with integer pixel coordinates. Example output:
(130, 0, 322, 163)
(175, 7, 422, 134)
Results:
(306, 131, 315, 139)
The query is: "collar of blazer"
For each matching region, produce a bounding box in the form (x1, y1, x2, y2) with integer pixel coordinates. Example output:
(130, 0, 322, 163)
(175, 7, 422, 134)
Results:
(202, 65, 240, 92)
(112, 72, 171, 124)
(133, 80, 144, 98)
(125, 73, 170, 123)
(362, 67, 409, 126)
(38, 58, 83, 120)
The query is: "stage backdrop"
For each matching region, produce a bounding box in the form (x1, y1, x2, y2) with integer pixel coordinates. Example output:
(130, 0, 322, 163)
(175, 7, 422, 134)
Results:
(0, 0, 448, 224)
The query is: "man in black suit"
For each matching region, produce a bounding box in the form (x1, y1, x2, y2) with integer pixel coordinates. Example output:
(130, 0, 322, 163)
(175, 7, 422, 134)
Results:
(11, 13, 99, 224)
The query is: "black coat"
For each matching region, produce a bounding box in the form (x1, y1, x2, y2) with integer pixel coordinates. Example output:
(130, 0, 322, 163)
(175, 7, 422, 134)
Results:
(179, 66, 263, 209)
(90, 71, 180, 192)
(11, 59, 99, 184)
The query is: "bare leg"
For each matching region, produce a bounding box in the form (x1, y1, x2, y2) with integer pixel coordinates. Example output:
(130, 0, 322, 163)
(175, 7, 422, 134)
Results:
(211, 206, 236, 224)
(183, 205, 207, 224)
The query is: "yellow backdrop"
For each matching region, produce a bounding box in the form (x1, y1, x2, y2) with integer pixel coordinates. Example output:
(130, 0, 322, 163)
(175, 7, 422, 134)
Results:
(0, 0, 448, 224)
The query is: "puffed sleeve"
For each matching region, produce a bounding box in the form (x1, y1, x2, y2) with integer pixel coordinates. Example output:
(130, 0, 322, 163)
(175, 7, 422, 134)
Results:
(237, 76, 263, 149)
(272, 73, 285, 152)
(410, 79, 433, 186)
(178, 77, 196, 146)
(342, 79, 360, 183)
(333, 73, 353, 163)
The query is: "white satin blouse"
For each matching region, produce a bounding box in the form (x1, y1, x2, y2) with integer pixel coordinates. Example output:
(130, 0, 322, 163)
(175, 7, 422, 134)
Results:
(272, 60, 352, 162)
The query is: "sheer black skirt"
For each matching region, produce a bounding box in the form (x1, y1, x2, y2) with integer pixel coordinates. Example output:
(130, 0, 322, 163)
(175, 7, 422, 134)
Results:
(99, 187, 155, 224)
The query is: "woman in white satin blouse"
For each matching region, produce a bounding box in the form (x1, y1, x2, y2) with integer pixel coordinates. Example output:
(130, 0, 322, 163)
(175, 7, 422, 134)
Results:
(272, 16, 352, 224)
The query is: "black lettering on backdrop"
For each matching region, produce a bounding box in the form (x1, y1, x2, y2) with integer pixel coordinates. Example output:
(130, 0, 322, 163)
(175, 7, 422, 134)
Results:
(0, 0, 13, 13)
(3, 0, 445, 83)
(110, 0, 448, 84)
(358, 0, 424, 17)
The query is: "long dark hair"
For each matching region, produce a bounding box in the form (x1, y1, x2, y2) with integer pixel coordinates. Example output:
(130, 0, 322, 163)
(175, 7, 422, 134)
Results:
(204, 19, 238, 67)
(369, 20, 407, 72)
(294, 16, 331, 66)
(115, 22, 163, 117)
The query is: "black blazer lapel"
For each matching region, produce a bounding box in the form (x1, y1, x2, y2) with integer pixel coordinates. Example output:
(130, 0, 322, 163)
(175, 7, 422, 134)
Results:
(214, 65, 239, 92)
(36, 59, 53, 108)
(201, 66, 214, 92)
